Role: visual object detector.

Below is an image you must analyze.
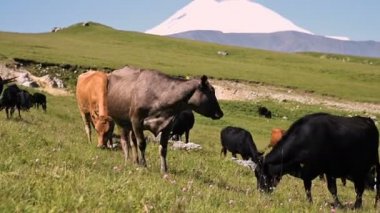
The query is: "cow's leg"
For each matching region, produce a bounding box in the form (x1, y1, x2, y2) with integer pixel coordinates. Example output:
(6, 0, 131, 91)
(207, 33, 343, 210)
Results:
(5, 107, 10, 119)
(17, 107, 21, 118)
(220, 147, 227, 157)
(326, 175, 343, 208)
(341, 178, 347, 186)
(375, 162, 380, 207)
(120, 128, 131, 164)
(131, 119, 146, 166)
(303, 179, 313, 203)
(353, 179, 365, 209)
(185, 130, 190, 143)
(80, 112, 92, 143)
(159, 128, 171, 174)
(10, 107, 15, 117)
(129, 130, 139, 164)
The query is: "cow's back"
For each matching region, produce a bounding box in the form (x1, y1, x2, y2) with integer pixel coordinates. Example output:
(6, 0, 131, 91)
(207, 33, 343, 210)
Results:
(107, 67, 141, 123)
(76, 70, 109, 115)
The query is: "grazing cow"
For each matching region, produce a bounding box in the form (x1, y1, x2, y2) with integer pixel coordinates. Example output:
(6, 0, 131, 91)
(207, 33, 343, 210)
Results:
(17, 89, 33, 111)
(76, 70, 115, 148)
(254, 113, 380, 209)
(107, 66, 223, 174)
(220, 126, 263, 162)
(170, 110, 195, 143)
(0, 84, 22, 118)
(32, 92, 47, 111)
(268, 127, 376, 191)
(269, 128, 285, 148)
(258, 106, 272, 118)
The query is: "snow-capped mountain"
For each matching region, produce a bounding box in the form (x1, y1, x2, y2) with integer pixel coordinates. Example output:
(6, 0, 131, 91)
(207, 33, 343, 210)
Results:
(146, 0, 312, 35)
(146, 0, 380, 57)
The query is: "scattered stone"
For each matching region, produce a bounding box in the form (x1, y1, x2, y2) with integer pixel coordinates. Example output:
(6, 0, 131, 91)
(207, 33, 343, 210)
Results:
(171, 141, 202, 151)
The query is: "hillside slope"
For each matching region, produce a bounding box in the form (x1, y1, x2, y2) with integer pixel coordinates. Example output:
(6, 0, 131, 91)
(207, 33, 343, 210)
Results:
(0, 22, 379, 103)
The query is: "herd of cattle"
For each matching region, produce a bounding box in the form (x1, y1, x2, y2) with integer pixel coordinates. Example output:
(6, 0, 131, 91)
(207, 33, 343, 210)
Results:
(75, 66, 380, 209)
(1, 65, 379, 209)
(0, 77, 47, 118)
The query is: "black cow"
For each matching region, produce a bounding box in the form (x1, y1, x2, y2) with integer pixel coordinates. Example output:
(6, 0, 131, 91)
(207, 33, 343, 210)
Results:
(258, 106, 272, 118)
(17, 90, 33, 111)
(220, 126, 263, 162)
(255, 113, 380, 209)
(0, 84, 21, 118)
(170, 110, 195, 143)
(32, 92, 47, 111)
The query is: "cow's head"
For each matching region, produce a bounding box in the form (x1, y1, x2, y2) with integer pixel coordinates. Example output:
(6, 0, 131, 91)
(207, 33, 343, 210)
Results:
(254, 156, 281, 193)
(95, 116, 115, 148)
(189, 75, 223, 120)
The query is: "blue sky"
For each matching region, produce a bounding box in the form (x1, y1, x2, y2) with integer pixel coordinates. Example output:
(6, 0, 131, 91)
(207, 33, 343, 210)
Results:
(0, 0, 379, 41)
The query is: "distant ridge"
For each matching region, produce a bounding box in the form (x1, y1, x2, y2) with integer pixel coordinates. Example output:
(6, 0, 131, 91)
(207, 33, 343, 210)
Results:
(169, 30, 380, 58)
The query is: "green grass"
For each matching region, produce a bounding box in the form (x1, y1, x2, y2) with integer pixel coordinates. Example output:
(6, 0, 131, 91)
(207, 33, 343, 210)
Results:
(0, 22, 379, 103)
(0, 89, 378, 212)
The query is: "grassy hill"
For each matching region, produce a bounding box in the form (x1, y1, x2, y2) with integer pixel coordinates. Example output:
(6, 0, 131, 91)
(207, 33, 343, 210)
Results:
(0, 22, 379, 103)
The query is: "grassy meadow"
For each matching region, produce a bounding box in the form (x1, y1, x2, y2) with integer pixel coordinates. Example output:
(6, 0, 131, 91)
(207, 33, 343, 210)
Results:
(0, 90, 378, 212)
(0, 22, 379, 212)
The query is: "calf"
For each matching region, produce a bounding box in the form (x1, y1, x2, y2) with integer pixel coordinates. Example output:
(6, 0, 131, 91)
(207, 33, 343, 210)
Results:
(255, 113, 380, 209)
(258, 106, 272, 118)
(220, 126, 262, 162)
(76, 70, 115, 148)
(170, 110, 195, 143)
(32, 92, 47, 111)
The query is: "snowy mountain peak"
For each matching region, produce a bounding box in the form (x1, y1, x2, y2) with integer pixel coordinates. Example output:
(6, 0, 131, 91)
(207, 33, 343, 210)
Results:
(146, 0, 312, 35)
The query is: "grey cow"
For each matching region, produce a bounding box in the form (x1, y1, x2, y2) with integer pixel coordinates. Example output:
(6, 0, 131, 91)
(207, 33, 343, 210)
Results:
(107, 67, 223, 174)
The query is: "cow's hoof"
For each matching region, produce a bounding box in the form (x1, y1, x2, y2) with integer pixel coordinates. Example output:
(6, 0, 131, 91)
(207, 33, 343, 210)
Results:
(97, 144, 106, 149)
(330, 201, 344, 209)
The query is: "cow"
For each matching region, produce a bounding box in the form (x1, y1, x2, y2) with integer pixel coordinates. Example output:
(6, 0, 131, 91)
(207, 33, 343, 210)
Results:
(268, 128, 376, 191)
(269, 128, 285, 148)
(17, 89, 33, 111)
(170, 110, 195, 143)
(0, 84, 22, 118)
(258, 106, 272, 118)
(254, 113, 380, 209)
(76, 70, 115, 148)
(32, 92, 47, 111)
(107, 66, 223, 174)
(220, 126, 263, 162)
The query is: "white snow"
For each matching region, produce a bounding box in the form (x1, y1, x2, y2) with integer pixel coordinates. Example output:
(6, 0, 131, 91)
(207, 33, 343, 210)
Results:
(325, 35, 350, 41)
(146, 0, 312, 35)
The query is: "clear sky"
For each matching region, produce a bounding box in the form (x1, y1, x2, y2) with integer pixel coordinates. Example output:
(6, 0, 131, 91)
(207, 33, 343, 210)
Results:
(0, 0, 379, 41)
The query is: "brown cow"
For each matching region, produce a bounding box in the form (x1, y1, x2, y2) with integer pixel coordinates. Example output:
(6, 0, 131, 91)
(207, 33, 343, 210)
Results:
(269, 128, 286, 147)
(107, 66, 223, 174)
(76, 70, 114, 148)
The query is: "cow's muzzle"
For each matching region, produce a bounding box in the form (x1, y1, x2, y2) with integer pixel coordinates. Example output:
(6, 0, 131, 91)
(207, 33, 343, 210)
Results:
(211, 111, 224, 120)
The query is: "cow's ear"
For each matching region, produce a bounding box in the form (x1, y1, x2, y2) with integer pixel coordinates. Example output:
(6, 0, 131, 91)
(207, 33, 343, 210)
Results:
(201, 75, 208, 86)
